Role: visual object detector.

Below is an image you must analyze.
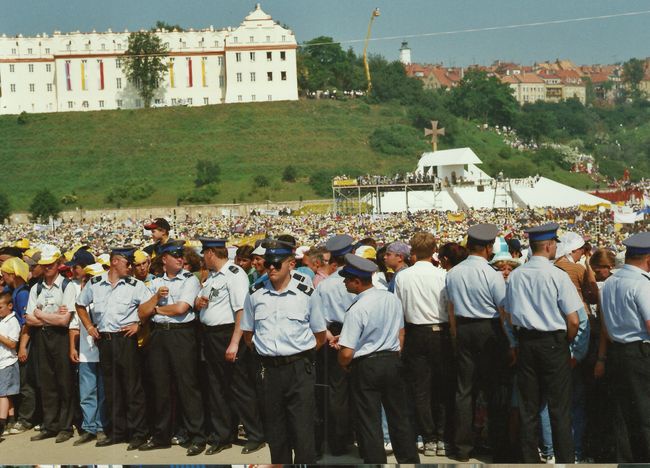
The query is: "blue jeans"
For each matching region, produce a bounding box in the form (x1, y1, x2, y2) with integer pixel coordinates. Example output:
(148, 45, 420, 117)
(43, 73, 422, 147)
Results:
(381, 405, 390, 443)
(79, 362, 107, 434)
(539, 402, 553, 457)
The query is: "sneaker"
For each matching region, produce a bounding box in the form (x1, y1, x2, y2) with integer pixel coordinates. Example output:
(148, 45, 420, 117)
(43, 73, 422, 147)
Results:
(423, 441, 436, 456)
(9, 422, 31, 434)
(541, 454, 555, 464)
(436, 440, 447, 456)
(33, 424, 42, 432)
(384, 441, 393, 455)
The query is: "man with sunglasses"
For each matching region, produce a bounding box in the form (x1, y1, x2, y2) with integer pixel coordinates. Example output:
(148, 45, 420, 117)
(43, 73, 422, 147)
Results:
(24, 245, 76, 444)
(138, 240, 206, 456)
(241, 239, 327, 464)
(75, 247, 150, 450)
(195, 237, 265, 456)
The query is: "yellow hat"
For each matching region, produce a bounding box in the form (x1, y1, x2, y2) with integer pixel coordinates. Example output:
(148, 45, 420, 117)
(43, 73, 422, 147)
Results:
(1, 257, 30, 282)
(83, 263, 105, 277)
(64, 244, 88, 262)
(14, 238, 30, 250)
(37, 245, 62, 265)
(133, 250, 150, 265)
(97, 253, 110, 267)
(355, 245, 377, 260)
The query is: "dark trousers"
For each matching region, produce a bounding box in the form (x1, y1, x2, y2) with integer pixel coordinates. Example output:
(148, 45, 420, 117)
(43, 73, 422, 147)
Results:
(351, 352, 420, 464)
(148, 326, 206, 445)
(36, 326, 74, 434)
(454, 317, 512, 461)
(608, 341, 650, 462)
(202, 325, 264, 445)
(97, 333, 147, 441)
(517, 330, 574, 463)
(403, 323, 454, 443)
(259, 355, 317, 463)
(17, 328, 42, 425)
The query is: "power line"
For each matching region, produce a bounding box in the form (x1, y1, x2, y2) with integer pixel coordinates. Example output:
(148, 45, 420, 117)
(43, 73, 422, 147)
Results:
(300, 10, 650, 47)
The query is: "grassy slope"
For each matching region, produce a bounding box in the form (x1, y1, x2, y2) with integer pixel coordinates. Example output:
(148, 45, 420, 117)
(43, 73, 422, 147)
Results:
(0, 99, 596, 211)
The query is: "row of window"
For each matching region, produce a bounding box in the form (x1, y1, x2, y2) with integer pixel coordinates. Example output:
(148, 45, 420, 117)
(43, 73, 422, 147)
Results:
(232, 35, 287, 44)
(235, 71, 287, 82)
(9, 47, 52, 55)
(235, 51, 286, 62)
(8, 63, 53, 72)
(63, 97, 213, 109)
(237, 95, 273, 102)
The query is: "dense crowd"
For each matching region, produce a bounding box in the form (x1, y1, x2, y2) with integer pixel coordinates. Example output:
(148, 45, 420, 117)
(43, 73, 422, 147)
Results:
(0, 210, 648, 464)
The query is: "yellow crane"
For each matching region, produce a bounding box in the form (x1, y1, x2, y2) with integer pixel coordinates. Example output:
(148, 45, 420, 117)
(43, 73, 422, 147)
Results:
(363, 8, 380, 95)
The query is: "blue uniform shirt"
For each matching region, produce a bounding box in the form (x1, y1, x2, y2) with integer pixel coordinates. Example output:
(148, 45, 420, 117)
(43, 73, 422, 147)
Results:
(505, 256, 583, 331)
(311, 267, 355, 325)
(446, 255, 506, 319)
(339, 287, 403, 359)
(147, 269, 201, 324)
(241, 277, 326, 357)
(198, 260, 249, 326)
(76, 273, 150, 332)
(600, 264, 650, 343)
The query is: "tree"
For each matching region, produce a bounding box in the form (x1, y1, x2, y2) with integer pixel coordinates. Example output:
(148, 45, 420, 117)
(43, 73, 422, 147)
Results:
(298, 36, 362, 91)
(194, 159, 221, 187)
(124, 31, 169, 108)
(29, 189, 61, 222)
(622, 58, 646, 99)
(282, 165, 297, 182)
(0, 193, 12, 223)
(153, 20, 185, 32)
(449, 69, 518, 126)
(254, 175, 270, 187)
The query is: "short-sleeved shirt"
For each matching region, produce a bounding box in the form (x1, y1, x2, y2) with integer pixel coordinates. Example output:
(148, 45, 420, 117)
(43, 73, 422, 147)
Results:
(76, 272, 151, 332)
(0, 312, 20, 369)
(198, 260, 249, 326)
(446, 255, 506, 319)
(339, 287, 403, 359)
(394, 261, 448, 324)
(600, 264, 650, 343)
(505, 256, 583, 331)
(311, 267, 355, 325)
(241, 277, 326, 357)
(25, 274, 77, 322)
(147, 270, 201, 324)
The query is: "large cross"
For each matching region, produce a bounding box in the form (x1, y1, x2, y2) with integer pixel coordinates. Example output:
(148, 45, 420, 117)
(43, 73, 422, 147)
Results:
(424, 120, 445, 152)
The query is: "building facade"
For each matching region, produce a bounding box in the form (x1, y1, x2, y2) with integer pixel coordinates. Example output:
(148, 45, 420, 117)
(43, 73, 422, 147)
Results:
(0, 4, 298, 115)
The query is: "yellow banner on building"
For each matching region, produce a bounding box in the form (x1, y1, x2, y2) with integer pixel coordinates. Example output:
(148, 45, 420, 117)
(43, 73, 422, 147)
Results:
(201, 58, 207, 87)
(447, 212, 466, 222)
(169, 60, 175, 88)
(81, 61, 86, 90)
(333, 179, 357, 187)
(579, 202, 611, 211)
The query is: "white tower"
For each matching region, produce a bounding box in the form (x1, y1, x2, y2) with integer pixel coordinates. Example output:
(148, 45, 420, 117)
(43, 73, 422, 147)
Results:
(399, 41, 411, 65)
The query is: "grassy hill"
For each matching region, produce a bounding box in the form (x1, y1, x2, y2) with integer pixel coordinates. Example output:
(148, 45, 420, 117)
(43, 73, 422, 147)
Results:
(0, 99, 596, 211)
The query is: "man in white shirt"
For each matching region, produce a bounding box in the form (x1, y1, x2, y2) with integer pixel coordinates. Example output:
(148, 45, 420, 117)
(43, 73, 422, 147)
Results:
(394, 232, 453, 457)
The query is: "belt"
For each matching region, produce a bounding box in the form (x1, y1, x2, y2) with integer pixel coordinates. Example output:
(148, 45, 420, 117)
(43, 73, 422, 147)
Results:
(201, 323, 235, 332)
(455, 316, 499, 324)
(41, 325, 68, 332)
(258, 349, 314, 367)
(152, 321, 196, 330)
(517, 328, 565, 339)
(405, 322, 448, 332)
(99, 331, 134, 340)
(353, 350, 399, 363)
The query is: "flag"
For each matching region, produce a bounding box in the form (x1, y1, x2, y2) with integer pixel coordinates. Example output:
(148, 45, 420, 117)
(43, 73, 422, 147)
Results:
(447, 212, 465, 222)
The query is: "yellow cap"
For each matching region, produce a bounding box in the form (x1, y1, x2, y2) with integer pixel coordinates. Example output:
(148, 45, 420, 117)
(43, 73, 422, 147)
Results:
(1, 257, 30, 282)
(355, 245, 377, 260)
(133, 250, 150, 265)
(83, 263, 105, 277)
(14, 238, 30, 250)
(37, 245, 62, 265)
(97, 253, 110, 267)
(64, 244, 88, 261)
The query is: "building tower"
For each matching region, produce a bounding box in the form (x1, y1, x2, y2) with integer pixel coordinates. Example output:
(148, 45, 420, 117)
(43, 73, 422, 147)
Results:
(399, 41, 411, 65)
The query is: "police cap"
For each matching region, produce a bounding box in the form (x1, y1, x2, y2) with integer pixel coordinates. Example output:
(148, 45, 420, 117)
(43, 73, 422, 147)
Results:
(326, 234, 355, 257)
(158, 240, 186, 256)
(524, 222, 561, 242)
(339, 253, 378, 279)
(467, 223, 499, 246)
(622, 231, 650, 256)
(198, 237, 227, 252)
(110, 246, 137, 262)
(261, 239, 294, 262)
(65, 248, 96, 267)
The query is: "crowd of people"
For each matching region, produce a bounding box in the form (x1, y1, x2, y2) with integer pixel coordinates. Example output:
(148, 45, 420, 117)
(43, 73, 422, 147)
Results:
(0, 210, 648, 464)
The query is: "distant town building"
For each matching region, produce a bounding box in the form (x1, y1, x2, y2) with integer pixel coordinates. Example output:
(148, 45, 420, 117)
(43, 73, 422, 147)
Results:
(399, 41, 411, 66)
(501, 73, 547, 105)
(0, 4, 298, 115)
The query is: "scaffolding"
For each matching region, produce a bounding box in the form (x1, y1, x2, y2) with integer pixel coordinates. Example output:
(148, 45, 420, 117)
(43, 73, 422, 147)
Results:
(332, 181, 444, 215)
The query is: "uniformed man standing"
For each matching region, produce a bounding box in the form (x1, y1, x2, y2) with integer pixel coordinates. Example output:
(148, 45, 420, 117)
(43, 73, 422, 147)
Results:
(505, 223, 582, 463)
(599, 232, 650, 462)
(195, 237, 265, 455)
(337, 254, 420, 464)
(446, 224, 512, 462)
(310, 234, 356, 455)
(138, 240, 206, 456)
(241, 239, 326, 464)
(75, 247, 149, 449)
(24, 245, 76, 443)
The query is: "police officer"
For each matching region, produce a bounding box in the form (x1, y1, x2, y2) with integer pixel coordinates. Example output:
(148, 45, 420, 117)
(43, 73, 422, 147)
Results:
(446, 224, 512, 462)
(505, 223, 582, 463)
(195, 237, 265, 455)
(137, 240, 206, 456)
(310, 234, 356, 455)
(599, 232, 650, 462)
(75, 247, 149, 449)
(337, 254, 419, 464)
(24, 245, 76, 443)
(241, 239, 326, 464)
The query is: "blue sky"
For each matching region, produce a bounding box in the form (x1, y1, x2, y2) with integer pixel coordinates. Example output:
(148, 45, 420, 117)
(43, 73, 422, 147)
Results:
(2, 0, 649, 66)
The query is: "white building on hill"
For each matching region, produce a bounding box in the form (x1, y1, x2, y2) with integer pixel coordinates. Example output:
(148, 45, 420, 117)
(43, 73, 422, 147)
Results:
(0, 4, 298, 115)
